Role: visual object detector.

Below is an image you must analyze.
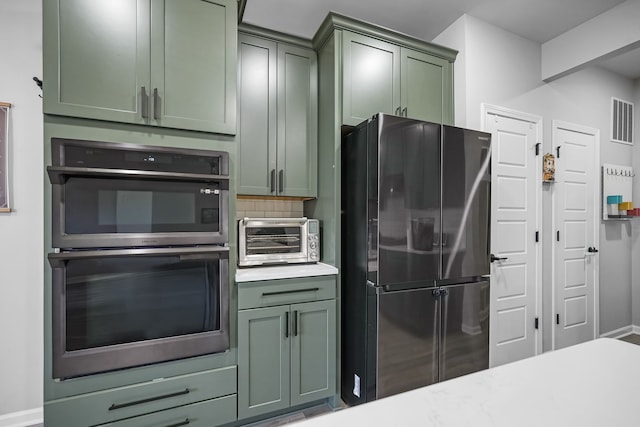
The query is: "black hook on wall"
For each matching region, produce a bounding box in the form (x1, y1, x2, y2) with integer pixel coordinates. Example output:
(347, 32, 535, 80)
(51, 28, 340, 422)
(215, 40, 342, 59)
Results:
(33, 76, 43, 98)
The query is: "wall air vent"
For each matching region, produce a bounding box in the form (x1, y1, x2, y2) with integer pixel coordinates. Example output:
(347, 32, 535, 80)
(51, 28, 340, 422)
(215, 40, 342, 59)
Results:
(611, 97, 634, 145)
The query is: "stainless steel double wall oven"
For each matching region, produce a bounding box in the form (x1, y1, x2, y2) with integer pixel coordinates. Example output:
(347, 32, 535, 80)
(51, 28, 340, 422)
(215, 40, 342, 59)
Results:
(48, 138, 230, 379)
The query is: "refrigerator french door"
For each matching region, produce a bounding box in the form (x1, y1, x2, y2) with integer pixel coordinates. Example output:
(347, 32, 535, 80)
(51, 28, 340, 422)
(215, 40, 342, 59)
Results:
(377, 281, 490, 398)
(341, 113, 491, 405)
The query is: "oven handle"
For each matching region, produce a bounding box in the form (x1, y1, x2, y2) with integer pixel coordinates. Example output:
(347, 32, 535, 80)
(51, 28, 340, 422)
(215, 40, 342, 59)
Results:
(48, 246, 229, 267)
(47, 165, 229, 186)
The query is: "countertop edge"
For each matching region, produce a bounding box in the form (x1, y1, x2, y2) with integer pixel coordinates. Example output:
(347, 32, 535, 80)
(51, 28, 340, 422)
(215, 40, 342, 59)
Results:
(235, 262, 339, 282)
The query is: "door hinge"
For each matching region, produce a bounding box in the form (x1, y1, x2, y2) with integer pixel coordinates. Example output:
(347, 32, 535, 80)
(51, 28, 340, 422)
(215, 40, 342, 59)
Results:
(534, 317, 539, 329)
(535, 231, 539, 242)
(535, 143, 540, 156)
(556, 230, 560, 242)
(556, 313, 560, 325)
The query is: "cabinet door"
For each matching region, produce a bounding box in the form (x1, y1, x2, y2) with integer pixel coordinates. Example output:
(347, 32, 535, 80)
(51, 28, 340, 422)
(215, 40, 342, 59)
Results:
(150, 0, 237, 134)
(238, 306, 290, 419)
(277, 44, 318, 197)
(43, 0, 150, 124)
(237, 34, 278, 196)
(401, 48, 453, 124)
(342, 31, 400, 126)
(290, 300, 336, 406)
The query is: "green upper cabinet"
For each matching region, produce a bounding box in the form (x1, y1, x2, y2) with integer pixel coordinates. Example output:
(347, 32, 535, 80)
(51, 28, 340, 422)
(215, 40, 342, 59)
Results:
(237, 27, 318, 198)
(342, 31, 400, 125)
(400, 48, 453, 124)
(342, 30, 453, 126)
(43, 0, 237, 134)
(314, 13, 456, 127)
(150, 0, 237, 133)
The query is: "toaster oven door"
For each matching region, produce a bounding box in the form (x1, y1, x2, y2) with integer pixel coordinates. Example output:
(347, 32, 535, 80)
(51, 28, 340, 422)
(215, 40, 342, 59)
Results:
(239, 218, 309, 266)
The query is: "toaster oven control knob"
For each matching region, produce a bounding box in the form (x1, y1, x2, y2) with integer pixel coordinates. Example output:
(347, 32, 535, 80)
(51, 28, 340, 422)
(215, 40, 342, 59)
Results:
(310, 241, 318, 250)
(310, 251, 318, 259)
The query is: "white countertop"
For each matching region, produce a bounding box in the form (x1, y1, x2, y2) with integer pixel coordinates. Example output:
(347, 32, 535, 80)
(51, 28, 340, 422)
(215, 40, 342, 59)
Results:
(235, 262, 338, 283)
(294, 338, 640, 427)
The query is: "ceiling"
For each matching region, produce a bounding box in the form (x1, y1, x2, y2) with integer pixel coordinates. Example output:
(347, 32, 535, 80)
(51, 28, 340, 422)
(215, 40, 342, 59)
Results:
(242, 0, 640, 80)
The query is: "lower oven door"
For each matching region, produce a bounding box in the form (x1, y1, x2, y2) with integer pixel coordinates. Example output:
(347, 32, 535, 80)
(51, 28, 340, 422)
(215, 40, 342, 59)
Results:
(48, 246, 229, 379)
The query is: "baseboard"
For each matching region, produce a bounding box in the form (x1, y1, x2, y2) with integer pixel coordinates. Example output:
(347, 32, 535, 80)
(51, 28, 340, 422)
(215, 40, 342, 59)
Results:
(599, 325, 637, 339)
(0, 408, 43, 427)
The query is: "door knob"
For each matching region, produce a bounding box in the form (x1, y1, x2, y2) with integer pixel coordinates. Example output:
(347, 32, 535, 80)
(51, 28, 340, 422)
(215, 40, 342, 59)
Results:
(490, 254, 508, 263)
(587, 247, 599, 253)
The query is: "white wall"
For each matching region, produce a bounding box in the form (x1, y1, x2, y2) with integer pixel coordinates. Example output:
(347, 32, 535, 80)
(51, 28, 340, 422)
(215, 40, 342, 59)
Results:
(0, 0, 44, 422)
(435, 15, 637, 348)
(632, 79, 640, 328)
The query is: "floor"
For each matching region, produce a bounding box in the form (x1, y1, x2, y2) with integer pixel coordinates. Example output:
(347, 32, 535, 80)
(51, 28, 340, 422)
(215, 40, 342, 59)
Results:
(618, 333, 640, 345)
(247, 403, 335, 427)
(29, 334, 640, 427)
(26, 403, 335, 427)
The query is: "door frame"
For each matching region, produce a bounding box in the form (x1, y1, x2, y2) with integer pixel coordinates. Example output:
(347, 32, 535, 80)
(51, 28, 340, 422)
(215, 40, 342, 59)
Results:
(481, 103, 544, 361)
(551, 120, 600, 350)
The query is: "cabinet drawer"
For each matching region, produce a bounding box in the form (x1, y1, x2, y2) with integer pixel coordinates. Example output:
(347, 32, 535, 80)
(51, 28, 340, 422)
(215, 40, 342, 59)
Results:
(45, 366, 237, 427)
(238, 276, 336, 309)
(97, 394, 237, 427)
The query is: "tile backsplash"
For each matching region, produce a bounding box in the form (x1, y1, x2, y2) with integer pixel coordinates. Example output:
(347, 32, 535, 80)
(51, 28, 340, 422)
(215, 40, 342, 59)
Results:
(236, 198, 304, 221)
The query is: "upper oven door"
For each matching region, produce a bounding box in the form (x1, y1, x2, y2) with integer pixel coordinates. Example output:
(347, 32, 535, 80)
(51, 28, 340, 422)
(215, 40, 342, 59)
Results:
(48, 139, 229, 249)
(50, 172, 228, 249)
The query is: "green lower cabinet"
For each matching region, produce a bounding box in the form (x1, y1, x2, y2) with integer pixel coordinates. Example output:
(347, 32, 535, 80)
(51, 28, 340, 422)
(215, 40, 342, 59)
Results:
(290, 300, 337, 407)
(238, 299, 336, 420)
(96, 395, 237, 427)
(45, 366, 237, 427)
(238, 305, 291, 419)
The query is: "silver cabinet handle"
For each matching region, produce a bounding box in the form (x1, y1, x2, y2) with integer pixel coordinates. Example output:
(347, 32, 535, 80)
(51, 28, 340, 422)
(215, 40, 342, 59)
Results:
(141, 86, 149, 119)
(401, 107, 407, 117)
(278, 169, 284, 193)
(153, 88, 160, 120)
(395, 106, 401, 115)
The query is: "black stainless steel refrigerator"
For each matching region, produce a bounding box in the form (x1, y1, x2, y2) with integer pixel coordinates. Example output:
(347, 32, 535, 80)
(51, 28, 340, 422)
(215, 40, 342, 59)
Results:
(341, 113, 491, 406)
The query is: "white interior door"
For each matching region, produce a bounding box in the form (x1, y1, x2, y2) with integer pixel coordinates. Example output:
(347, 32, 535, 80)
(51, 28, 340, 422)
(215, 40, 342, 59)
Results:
(483, 105, 542, 367)
(553, 121, 599, 350)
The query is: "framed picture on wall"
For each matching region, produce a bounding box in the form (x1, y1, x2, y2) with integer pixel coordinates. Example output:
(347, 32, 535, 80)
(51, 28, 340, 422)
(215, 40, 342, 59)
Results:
(0, 102, 11, 212)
